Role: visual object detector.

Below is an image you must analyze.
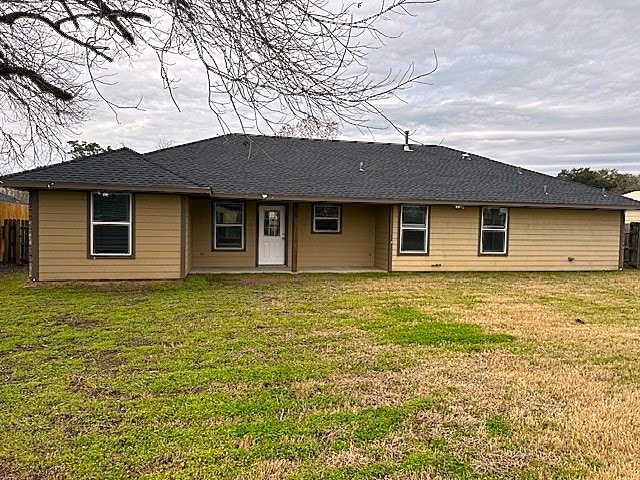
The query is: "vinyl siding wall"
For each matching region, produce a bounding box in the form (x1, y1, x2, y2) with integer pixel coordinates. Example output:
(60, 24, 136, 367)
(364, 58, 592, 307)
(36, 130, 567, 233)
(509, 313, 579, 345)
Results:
(297, 203, 376, 268)
(391, 206, 621, 271)
(38, 191, 183, 281)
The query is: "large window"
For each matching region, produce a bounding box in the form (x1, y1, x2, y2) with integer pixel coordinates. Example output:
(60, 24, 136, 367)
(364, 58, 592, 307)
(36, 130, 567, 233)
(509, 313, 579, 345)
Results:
(313, 204, 341, 233)
(400, 205, 429, 254)
(214, 202, 245, 250)
(90, 192, 132, 256)
(480, 207, 509, 255)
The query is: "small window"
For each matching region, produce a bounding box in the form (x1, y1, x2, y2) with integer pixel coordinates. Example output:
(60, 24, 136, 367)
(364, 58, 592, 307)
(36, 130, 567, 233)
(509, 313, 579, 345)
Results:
(214, 202, 245, 250)
(480, 207, 509, 254)
(400, 205, 429, 254)
(91, 192, 132, 256)
(313, 204, 341, 233)
(263, 210, 280, 237)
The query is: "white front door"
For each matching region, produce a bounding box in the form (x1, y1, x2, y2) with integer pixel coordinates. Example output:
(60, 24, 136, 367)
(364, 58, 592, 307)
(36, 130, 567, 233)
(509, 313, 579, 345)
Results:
(258, 205, 286, 266)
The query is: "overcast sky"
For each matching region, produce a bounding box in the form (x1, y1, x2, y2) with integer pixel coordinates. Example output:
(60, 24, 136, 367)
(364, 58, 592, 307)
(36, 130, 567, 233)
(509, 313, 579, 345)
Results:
(70, 0, 640, 175)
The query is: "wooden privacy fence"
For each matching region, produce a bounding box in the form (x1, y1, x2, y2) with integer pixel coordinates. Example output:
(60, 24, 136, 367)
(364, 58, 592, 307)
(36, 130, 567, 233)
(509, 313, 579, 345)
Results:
(1, 219, 29, 264)
(624, 222, 640, 269)
(0, 201, 29, 223)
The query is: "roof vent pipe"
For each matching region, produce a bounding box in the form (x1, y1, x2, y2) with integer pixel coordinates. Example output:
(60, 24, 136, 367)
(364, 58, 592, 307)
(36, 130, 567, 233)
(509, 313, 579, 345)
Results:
(403, 131, 412, 152)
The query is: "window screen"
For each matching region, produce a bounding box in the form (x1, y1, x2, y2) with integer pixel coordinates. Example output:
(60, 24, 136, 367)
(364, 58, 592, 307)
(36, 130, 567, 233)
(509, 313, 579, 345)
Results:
(91, 193, 132, 256)
(400, 205, 428, 254)
(480, 207, 509, 254)
(214, 202, 245, 249)
(313, 205, 341, 233)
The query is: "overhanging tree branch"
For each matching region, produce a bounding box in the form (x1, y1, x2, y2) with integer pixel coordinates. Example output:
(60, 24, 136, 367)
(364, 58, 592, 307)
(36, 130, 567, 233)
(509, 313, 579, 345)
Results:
(0, 0, 438, 168)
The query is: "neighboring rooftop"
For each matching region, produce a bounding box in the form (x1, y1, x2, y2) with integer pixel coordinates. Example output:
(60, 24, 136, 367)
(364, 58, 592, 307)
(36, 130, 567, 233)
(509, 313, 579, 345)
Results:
(3, 134, 640, 209)
(0, 192, 25, 204)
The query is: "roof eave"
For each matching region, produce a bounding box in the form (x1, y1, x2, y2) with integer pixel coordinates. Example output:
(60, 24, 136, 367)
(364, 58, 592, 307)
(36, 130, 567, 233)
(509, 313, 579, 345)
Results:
(1, 180, 211, 195)
(210, 191, 637, 210)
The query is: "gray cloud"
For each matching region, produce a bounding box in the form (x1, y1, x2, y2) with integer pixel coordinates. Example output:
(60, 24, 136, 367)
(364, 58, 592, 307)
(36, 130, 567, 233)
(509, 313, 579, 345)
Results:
(67, 0, 640, 175)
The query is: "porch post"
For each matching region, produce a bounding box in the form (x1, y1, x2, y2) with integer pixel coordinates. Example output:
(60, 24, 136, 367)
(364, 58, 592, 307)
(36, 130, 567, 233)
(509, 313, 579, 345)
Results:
(387, 204, 393, 272)
(29, 190, 39, 282)
(292, 202, 299, 272)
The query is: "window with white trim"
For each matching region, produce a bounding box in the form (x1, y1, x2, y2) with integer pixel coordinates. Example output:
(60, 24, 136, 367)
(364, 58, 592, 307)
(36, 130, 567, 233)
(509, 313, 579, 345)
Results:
(313, 204, 341, 233)
(400, 205, 429, 254)
(214, 202, 245, 250)
(480, 207, 509, 254)
(90, 192, 132, 256)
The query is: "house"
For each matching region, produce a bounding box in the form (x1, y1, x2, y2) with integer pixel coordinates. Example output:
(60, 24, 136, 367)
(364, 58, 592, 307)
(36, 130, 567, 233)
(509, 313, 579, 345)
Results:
(624, 191, 640, 223)
(1, 134, 639, 281)
(0, 192, 25, 205)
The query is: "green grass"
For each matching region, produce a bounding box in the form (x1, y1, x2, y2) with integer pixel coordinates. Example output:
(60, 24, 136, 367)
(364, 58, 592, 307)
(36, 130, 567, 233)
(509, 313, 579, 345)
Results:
(1, 270, 639, 479)
(364, 306, 514, 349)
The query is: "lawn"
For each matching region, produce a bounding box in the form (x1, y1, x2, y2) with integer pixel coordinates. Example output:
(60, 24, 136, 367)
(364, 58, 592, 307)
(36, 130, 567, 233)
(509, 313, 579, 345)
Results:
(1, 270, 639, 479)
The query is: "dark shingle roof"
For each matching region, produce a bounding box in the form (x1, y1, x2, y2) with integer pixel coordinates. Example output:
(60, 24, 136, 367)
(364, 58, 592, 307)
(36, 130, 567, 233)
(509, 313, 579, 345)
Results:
(1, 148, 200, 190)
(2, 134, 640, 209)
(145, 134, 640, 208)
(0, 192, 24, 204)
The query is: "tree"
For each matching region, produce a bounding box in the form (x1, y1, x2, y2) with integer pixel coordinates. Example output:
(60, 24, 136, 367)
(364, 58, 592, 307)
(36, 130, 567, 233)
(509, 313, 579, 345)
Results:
(278, 115, 340, 140)
(66, 140, 108, 160)
(0, 1, 438, 168)
(557, 168, 640, 195)
(156, 138, 175, 150)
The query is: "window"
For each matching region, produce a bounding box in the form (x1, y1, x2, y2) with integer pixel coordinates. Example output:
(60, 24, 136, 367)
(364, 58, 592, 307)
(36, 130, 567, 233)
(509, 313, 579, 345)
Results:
(214, 202, 245, 250)
(263, 210, 280, 237)
(90, 192, 132, 256)
(480, 207, 509, 254)
(313, 204, 341, 233)
(400, 205, 429, 254)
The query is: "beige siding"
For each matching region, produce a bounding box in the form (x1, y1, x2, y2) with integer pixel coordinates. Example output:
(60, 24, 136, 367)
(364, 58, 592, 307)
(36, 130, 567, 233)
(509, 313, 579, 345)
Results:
(191, 199, 257, 268)
(184, 197, 193, 275)
(373, 205, 390, 270)
(391, 206, 621, 272)
(38, 191, 183, 281)
(624, 192, 640, 223)
(297, 203, 375, 268)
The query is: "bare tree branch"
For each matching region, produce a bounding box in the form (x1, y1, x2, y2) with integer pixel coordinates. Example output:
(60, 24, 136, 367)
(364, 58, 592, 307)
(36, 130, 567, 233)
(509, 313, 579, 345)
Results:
(0, 0, 438, 168)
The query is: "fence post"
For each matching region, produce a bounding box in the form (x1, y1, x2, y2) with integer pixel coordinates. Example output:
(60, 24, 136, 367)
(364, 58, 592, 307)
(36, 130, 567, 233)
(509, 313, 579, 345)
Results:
(633, 223, 640, 268)
(1, 220, 6, 263)
(20, 220, 29, 265)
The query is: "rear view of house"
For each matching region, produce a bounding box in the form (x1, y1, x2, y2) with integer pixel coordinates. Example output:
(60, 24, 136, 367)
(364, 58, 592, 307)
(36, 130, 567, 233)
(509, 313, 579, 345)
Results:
(2, 134, 639, 281)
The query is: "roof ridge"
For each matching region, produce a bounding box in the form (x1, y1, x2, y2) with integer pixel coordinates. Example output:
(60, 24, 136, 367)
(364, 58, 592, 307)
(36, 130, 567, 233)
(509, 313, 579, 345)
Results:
(144, 133, 231, 154)
(143, 132, 439, 156)
(0, 147, 140, 180)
